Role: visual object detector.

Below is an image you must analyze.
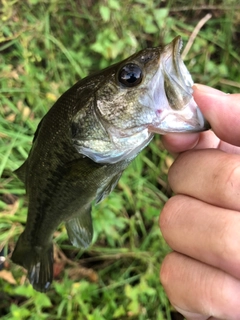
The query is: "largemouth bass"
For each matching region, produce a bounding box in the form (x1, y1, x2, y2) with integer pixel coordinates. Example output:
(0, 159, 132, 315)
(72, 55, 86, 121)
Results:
(12, 36, 209, 292)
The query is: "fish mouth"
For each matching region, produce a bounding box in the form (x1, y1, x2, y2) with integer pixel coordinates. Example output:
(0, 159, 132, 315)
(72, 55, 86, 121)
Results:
(148, 36, 210, 134)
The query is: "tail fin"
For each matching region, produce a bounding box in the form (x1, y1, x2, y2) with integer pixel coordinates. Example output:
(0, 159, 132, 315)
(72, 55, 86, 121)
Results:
(11, 232, 53, 292)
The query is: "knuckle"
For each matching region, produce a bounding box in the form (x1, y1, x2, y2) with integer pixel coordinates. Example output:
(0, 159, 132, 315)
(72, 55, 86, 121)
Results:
(221, 217, 240, 267)
(160, 252, 176, 288)
(159, 195, 181, 230)
(211, 156, 240, 210)
(218, 156, 240, 188)
(159, 195, 189, 231)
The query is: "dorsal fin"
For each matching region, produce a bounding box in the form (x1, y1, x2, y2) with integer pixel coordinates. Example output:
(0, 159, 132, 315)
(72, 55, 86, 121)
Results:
(14, 118, 43, 185)
(14, 161, 27, 184)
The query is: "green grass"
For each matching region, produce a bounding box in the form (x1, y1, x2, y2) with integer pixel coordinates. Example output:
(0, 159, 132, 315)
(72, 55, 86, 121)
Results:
(1, 0, 240, 319)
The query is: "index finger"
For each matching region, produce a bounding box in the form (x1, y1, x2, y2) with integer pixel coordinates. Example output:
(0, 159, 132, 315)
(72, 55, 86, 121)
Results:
(194, 84, 240, 147)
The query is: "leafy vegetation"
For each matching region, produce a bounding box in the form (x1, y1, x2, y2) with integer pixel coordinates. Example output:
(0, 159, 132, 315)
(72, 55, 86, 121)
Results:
(1, 0, 240, 319)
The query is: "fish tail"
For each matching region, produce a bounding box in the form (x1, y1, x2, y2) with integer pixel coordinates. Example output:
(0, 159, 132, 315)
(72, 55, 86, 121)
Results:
(11, 232, 53, 292)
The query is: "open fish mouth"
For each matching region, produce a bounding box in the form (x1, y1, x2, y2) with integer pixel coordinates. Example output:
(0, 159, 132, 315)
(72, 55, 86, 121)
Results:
(148, 36, 210, 134)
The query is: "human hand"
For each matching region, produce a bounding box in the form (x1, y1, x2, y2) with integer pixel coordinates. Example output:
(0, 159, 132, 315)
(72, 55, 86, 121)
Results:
(159, 84, 240, 320)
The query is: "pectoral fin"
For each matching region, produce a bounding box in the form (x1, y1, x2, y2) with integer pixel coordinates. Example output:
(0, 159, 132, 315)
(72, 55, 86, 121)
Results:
(95, 171, 123, 204)
(65, 205, 93, 249)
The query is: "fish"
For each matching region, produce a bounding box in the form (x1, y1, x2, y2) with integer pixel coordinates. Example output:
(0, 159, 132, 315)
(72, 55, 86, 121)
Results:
(11, 36, 209, 292)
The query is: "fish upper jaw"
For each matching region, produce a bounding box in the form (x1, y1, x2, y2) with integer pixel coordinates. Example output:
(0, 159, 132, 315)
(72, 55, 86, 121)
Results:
(145, 36, 210, 134)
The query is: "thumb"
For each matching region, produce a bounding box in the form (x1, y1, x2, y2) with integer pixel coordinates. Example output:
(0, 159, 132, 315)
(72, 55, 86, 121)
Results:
(193, 84, 240, 147)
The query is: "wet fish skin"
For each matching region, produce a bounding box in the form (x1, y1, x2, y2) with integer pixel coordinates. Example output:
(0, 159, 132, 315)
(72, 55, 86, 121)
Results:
(11, 36, 209, 292)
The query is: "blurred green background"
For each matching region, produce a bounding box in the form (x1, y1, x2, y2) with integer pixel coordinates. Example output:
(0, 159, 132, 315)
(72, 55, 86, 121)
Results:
(0, 0, 240, 319)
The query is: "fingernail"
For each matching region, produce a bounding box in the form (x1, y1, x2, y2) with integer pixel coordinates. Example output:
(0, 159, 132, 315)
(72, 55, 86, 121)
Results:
(193, 83, 227, 96)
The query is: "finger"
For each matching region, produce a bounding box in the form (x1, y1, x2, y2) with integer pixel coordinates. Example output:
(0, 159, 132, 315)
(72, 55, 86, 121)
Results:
(162, 128, 240, 154)
(195, 131, 240, 154)
(193, 84, 240, 147)
(168, 149, 240, 212)
(162, 130, 219, 154)
(160, 252, 240, 320)
(160, 195, 240, 279)
(161, 132, 201, 154)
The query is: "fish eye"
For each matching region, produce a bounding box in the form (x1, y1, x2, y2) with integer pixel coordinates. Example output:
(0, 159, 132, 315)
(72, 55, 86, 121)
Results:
(118, 63, 143, 87)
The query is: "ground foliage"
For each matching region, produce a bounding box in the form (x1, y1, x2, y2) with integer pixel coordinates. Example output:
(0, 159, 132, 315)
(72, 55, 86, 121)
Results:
(0, 0, 240, 319)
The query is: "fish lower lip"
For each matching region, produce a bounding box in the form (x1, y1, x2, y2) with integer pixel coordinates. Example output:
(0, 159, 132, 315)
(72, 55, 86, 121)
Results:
(148, 117, 210, 133)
